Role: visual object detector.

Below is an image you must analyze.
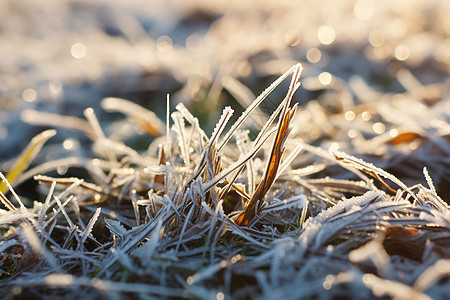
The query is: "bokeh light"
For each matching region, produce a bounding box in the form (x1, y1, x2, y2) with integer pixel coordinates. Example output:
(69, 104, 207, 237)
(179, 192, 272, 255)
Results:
(49, 80, 63, 95)
(317, 25, 335, 45)
(318, 72, 333, 85)
(373, 122, 385, 134)
(354, 0, 375, 21)
(348, 129, 357, 138)
(63, 139, 74, 150)
(157, 35, 173, 53)
(22, 88, 37, 102)
(369, 30, 385, 47)
(389, 129, 398, 137)
(395, 45, 410, 61)
(306, 48, 322, 63)
(345, 111, 356, 121)
(71, 42, 86, 59)
(361, 111, 371, 121)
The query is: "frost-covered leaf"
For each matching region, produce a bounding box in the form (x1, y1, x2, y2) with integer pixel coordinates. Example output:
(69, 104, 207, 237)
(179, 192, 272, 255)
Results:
(104, 218, 127, 239)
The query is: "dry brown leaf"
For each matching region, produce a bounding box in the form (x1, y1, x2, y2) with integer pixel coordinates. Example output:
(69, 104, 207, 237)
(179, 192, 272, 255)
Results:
(386, 132, 423, 145)
(235, 67, 300, 226)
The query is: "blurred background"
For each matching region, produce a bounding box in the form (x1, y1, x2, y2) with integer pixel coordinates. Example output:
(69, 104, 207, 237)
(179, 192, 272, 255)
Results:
(0, 0, 449, 199)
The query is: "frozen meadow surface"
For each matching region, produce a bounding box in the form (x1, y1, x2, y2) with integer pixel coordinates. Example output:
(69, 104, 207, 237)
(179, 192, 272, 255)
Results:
(0, 0, 449, 299)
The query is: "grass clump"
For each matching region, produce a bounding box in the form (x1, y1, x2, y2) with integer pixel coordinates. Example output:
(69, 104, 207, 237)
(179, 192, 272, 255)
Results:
(1, 63, 449, 300)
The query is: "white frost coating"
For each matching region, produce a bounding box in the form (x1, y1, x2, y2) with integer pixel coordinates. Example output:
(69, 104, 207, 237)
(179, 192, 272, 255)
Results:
(423, 167, 436, 195)
(210, 106, 234, 145)
(217, 63, 303, 153)
(306, 191, 380, 225)
(263, 194, 307, 212)
(0, 209, 34, 225)
(298, 191, 380, 247)
(131, 219, 163, 265)
(172, 111, 190, 166)
(332, 150, 419, 201)
(78, 207, 101, 250)
(105, 218, 127, 239)
(0, 172, 25, 209)
(144, 164, 168, 175)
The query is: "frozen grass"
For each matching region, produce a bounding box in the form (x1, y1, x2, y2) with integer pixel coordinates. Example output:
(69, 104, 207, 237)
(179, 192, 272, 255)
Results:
(1, 0, 450, 299)
(0, 63, 449, 299)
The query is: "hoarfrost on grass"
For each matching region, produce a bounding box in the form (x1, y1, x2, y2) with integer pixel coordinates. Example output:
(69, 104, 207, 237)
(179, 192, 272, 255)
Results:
(1, 0, 450, 299)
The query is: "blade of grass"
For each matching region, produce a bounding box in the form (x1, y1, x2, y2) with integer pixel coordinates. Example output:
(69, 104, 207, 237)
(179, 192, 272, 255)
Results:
(332, 150, 419, 202)
(235, 65, 302, 226)
(0, 129, 56, 195)
(21, 110, 94, 139)
(101, 97, 165, 137)
(217, 63, 303, 153)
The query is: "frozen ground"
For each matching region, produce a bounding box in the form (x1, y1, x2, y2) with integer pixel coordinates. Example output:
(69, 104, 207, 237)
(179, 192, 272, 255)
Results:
(0, 0, 449, 299)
